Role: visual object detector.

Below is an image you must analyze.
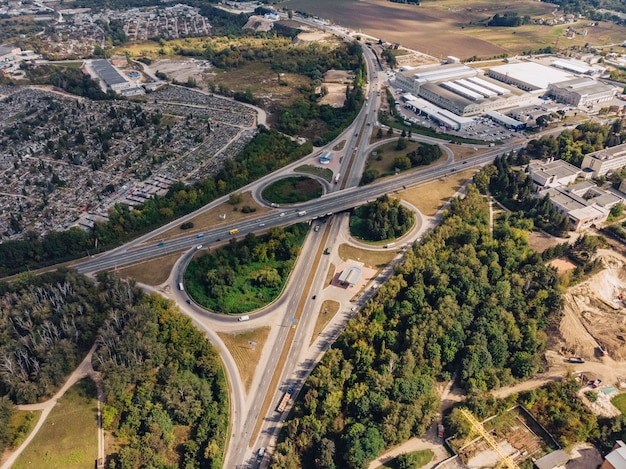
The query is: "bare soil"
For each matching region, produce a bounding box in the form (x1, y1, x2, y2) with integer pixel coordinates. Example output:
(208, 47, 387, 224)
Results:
(548, 257, 577, 275)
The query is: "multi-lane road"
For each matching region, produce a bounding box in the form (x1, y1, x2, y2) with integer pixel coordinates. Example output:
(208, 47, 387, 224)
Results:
(69, 20, 541, 469)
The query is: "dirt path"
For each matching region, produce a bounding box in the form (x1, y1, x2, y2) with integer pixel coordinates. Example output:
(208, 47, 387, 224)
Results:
(368, 435, 450, 469)
(0, 343, 104, 469)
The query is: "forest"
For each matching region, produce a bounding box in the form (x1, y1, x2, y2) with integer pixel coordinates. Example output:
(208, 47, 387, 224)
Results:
(184, 224, 308, 314)
(0, 128, 312, 276)
(350, 195, 414, 242)
(92, 276, 228, 468)
(271, 186, 563, 469)
(0, 270, 228, 467)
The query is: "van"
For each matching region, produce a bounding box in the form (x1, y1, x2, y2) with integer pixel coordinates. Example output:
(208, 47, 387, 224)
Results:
(238, 315, 250, 322)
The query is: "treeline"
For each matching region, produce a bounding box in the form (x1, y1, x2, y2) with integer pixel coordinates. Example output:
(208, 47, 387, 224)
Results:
(350, 195, 414, 242)
(0, 270, 113, 404)
(92, 279, 228, 468)
(0, 128, 312, 276)
(26, 65, 111, 100)
(271, 186, 562, 468)
(524, 119, 625, 167)
(487, 13, 531, 27)
(185, 225, 308, 314)
(546, 0, 626, 16)
(475, 155, 571, 236)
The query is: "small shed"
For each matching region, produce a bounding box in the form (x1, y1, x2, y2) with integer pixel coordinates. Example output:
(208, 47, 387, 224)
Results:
(534, 450, 569, 469)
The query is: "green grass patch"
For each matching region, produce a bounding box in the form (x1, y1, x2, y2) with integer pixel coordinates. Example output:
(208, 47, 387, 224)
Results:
(12, 379, 98, 469)
(367, 140, 425, 176)
(612, 393, 626, 415)
(381, 449, 434, 469)
(295, 165, 334, 182)
(184, 224, 308, 314)
(7, 410, 39, 449)
(262, 176, 324, 204)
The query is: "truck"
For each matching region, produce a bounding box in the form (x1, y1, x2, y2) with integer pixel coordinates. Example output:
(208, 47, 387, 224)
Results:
(334, 173, 341, 184)
(298, 211, 307, 217)
(276, 387, 294, 412)
(229, 228, 239, 235)
(178, 282, 184, 291)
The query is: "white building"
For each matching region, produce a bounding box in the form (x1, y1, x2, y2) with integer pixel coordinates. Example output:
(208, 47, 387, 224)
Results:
(528, 160, 581, 190)
(581, 143, 626, 177)
(488, 62, 574, 92)
(548, 77, 616, 107)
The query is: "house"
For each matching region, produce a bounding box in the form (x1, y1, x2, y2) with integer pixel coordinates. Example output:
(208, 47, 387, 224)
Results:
(601, 440, 626, 469)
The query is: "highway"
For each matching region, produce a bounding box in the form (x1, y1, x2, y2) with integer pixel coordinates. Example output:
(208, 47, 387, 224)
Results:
(68, 19, 539, 469)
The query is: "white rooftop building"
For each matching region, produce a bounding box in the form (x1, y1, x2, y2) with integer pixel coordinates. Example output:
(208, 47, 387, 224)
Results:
(488, 62, 574, 91)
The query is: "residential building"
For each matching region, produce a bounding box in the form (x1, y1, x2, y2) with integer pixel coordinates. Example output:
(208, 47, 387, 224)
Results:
(601, 440, 626, 469)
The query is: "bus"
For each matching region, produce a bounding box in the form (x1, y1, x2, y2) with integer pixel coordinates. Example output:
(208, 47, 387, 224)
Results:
(229, 228, 239, 235)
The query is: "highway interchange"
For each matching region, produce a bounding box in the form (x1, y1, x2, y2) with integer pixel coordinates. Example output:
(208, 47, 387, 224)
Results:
(73, 19, 551, 469)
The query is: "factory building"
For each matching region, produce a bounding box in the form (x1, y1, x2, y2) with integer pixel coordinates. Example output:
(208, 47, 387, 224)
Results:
(488, 62, 574, 92)
(91, 59, 130, 92)
(547, 77, 616, 107)
(484, 111, 526, 130)
(404, 96, 474, 130)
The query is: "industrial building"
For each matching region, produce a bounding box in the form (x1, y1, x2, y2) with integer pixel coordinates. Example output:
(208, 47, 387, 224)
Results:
(91, 59, 130, 92)
(548, 77, 616, 107)
(581, 143, 626, 177)
(404, 96, 474, 130)
(338, 266, 361, 287)
(395, 62, 534, 116)
(484, 110, 526, 130)
(551, 57, 605, 76)
(488, 62, 574, 92)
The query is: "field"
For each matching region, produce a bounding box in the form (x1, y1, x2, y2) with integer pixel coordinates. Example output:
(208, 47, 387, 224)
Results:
(295, 164, 334, 182)
(285, 0, 626, 58)
(367, 140, 429, 176)
(218, 327, 270, 392)
(380, 450, 434, 469)
(12, 380, 98, 469)
(337, 244, 398, 269)
(116, 251, 183, 285)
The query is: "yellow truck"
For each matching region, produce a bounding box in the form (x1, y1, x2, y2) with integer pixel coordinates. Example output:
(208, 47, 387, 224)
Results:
(229, 228, 239, 235)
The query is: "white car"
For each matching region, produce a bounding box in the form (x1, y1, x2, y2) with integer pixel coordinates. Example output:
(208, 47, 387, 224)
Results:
(279, 212, 285, 217)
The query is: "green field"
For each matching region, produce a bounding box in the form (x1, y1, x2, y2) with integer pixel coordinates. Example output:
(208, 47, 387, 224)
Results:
(612, 393, 626, 415)
(381, 449, 434, 469)
(262, 176, 324, 203)
(12, 379, 98, 469)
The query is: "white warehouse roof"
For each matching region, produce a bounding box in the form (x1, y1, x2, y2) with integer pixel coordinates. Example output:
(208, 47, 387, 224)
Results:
(489, 62, 574, 90)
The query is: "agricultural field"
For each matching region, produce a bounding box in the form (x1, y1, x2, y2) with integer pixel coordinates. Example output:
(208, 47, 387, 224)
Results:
(285, 0, 626, 58)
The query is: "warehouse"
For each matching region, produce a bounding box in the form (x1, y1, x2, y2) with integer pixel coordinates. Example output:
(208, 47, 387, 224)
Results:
(91, 59, 130, 92)
(488, 62, 574, 92)
(485, 111, 526, 130)
(404, 97, 475, 130)
(548, 77, 616, 107)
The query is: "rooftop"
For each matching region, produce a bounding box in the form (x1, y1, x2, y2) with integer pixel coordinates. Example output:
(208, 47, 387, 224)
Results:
(489, 62, 574, 90)
(92, 59, 128, 86)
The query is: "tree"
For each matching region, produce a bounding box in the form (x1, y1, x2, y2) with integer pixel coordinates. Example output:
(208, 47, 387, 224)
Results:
(376, 127, 383, 139)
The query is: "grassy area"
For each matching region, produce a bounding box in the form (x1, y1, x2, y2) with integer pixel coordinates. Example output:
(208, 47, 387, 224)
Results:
(612, 393, 626, 415)
(218, 327, 270, 393)
(262, 176, 324, 204)
(380, 449, 434, 469)
(338, 244, 398, 269)
(12, 379, 98, 469)
(6, 410, 39, 451)
(324, 262, 336, 287)
(115, 251, 183, 285)
(295, 164, 334, 182)
(399, 168, 477, 216)
(310, 300, 341, 345)
(333, 140, 346, 151)
(152, 191, 270, 244)
(367, 140, 425, 176)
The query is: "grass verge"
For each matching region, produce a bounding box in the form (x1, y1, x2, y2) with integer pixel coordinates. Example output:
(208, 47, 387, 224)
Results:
(338, 244, 398, 269)
(12, 379, 98, 469)
(218, 327, 271, 393)
(310, 300, 340, 346)
(115, 251, 183, 285)
(295, 165, 334, 182)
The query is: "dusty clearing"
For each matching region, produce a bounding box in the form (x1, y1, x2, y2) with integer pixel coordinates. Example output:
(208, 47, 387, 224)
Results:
(557, 249, 626, 362)
(319, 69, 354, 107)
(146, 58, 213, 88)
(548, 257, 577, 275)
(116, 251, 183, 285)
(528, 231, 567, 253)
(311, 299, 341, 345)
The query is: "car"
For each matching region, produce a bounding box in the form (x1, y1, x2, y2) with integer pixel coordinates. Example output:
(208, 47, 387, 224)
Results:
(568, 357, 585, 364)
(312, 295, 317, 300)
(279, 212, 285, 217)
(314, 225, 320, 232)
(158, 241, 165, 246)
(196, 244, 203, 250)
(186, 299, 191, 304)
(259, 223, 266, 227)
